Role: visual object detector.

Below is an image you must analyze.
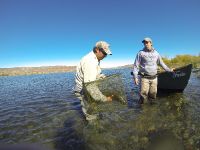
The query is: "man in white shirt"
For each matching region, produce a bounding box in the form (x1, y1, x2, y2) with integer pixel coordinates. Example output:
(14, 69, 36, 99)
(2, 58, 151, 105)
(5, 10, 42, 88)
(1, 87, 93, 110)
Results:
(74, 41, 113, 121)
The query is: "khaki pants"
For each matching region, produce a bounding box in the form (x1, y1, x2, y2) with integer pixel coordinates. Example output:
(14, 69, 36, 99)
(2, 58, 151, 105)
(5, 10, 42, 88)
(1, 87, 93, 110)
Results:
(139, 77, 157, 104)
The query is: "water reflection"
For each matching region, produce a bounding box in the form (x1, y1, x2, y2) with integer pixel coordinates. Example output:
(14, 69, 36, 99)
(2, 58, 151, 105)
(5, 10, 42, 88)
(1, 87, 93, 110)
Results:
(0, 70, 200, 150)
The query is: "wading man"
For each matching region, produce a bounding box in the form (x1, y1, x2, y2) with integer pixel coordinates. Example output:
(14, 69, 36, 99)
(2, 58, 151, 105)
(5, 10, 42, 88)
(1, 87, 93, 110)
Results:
(74, 41, 113, 121)
(132, 37, 173, 104)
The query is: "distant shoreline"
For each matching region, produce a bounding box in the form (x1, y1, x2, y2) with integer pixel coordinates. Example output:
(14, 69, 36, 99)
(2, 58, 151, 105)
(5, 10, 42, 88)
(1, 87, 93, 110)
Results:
(0, 65, 133, 76)
(0, 66, 76, 76)
(1, 60, 199, 77)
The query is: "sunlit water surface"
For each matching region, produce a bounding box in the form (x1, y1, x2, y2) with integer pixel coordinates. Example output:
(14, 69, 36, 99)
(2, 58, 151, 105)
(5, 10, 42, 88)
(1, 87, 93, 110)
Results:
(0, 68, 200, 150)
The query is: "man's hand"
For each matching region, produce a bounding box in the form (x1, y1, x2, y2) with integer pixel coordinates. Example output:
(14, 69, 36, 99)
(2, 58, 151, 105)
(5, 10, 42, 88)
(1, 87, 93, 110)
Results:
(134, 78, 139, 85)
(171, 68, 175, 72)
(107, 95, 114, 102)
(97, 74, 106, 79)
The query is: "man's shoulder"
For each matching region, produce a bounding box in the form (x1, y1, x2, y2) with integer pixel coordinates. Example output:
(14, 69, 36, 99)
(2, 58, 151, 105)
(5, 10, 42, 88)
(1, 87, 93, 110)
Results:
(137, 50, 144, 55)
(152, 49, 160, 55)
(81, 51, 97, 64)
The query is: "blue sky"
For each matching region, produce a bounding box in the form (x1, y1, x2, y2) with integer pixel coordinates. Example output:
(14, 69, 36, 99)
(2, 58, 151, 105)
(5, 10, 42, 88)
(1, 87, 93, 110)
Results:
(0, 0, 199, 68)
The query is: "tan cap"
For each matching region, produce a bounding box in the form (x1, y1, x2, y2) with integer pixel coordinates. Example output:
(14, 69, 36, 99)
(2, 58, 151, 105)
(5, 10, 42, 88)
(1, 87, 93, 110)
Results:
(95, 41, 112, 55)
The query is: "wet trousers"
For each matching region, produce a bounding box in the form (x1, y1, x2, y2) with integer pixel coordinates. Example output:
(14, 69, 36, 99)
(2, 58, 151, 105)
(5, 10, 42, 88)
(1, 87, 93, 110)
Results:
(75, 92, 97, 121)
(139, 77, 158, 104)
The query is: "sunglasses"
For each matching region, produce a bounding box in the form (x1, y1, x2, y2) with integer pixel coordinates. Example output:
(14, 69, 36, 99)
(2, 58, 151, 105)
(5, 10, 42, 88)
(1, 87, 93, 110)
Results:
(99, 48, 107, 56)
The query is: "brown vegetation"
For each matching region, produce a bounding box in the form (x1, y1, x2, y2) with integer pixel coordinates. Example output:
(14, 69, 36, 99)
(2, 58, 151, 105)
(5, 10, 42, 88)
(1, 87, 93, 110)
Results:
(0, 66, 76, 76)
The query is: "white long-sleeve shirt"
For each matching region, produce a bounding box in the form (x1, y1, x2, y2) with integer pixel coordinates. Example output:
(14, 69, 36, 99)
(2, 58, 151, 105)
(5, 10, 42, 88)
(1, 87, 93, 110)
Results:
(74, 51, 107, 102)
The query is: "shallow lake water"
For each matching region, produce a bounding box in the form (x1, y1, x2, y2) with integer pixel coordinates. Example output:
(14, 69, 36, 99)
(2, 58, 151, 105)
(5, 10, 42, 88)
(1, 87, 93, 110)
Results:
(0, 68, 200, 150)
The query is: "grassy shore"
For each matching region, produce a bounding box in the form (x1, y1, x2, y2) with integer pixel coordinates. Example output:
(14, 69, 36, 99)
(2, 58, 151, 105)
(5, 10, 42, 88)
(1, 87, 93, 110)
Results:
(0, 66, 76, 76)
(162, 55, 200, 68)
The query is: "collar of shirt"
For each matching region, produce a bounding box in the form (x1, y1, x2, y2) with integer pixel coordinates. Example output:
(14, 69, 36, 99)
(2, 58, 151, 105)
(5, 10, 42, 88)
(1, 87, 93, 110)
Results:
(89, 51, 100, 65)
(143, 47, 155, 52)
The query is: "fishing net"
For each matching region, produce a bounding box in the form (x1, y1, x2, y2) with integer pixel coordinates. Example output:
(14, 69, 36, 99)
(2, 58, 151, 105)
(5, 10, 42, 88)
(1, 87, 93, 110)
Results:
(83, 74, 127, 115)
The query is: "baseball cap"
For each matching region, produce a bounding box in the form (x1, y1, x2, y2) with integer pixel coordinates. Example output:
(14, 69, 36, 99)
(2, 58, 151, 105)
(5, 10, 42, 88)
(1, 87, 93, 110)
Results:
(95, 41, 112, 55)
(142, 37, 153, 43)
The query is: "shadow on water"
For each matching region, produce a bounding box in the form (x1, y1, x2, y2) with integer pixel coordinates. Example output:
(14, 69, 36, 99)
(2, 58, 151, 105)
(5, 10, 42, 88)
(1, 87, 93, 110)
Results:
(53, 94, 87, 150)
(54, 115, 86, 150)
(147, 129, 184, 150)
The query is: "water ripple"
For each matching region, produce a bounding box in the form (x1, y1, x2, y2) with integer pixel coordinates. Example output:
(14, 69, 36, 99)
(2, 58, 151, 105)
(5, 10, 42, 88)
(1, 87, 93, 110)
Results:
(0, 71, 200, 150)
